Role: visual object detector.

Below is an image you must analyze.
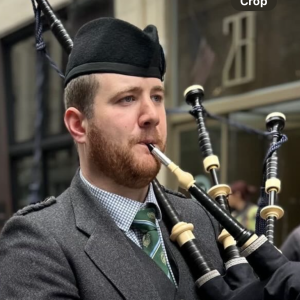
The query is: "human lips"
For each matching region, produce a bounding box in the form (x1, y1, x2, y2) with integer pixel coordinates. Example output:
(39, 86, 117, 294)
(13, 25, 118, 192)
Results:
(139, 139, 156, 145)
(138, 140, 160, 151)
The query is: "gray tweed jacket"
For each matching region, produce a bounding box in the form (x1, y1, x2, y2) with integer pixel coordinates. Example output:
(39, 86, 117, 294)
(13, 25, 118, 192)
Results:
(0, 171, 224, 300)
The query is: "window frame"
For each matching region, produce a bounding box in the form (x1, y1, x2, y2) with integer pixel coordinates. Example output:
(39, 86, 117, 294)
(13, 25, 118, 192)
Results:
(1, 7, 74, 214)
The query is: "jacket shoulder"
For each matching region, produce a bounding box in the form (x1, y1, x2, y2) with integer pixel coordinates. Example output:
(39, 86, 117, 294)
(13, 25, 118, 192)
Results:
(162, 186, 187, 199)
(14, 196, 57, 216)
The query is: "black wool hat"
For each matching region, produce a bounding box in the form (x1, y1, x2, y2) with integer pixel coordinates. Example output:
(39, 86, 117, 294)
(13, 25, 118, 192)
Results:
(64, 17, 166, 86)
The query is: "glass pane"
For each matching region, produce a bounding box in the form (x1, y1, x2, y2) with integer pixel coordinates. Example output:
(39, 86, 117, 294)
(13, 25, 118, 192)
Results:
(46, 147, 79, 197)
(10, 31, 65, 143)
(13, 156, 34, 210)
(176, 1, 300, 105)
(11, 37, 36, 142)
(0, 203, 7, 228)
(43, 32, 66, 137)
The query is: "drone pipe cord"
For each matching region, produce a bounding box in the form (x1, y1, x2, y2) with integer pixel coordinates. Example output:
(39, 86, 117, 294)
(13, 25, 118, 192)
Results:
(260, 113, 285, 244)
(35, 0, 73, 54)
(183, 85, 257, 289)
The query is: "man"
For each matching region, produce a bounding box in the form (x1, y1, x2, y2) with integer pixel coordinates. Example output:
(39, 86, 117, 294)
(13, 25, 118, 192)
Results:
(0, 18, 224, 299)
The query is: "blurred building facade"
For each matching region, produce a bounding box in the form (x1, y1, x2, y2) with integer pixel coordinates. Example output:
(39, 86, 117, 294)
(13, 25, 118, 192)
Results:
(0, 0, 299, 245)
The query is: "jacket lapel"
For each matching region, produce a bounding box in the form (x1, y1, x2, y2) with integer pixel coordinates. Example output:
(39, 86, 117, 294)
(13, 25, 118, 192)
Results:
(69, 172, 161, 300)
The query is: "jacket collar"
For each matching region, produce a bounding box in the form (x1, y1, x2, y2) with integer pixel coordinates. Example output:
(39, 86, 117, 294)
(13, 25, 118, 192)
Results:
(69, 170, 162, 300)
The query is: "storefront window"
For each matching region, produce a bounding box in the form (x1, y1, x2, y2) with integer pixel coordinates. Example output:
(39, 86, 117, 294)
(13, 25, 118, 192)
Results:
(6, 24, 72, 212)
(173, 0, 300, 246)
(175, 0, 300, 105)
(10, 31, 65, 143)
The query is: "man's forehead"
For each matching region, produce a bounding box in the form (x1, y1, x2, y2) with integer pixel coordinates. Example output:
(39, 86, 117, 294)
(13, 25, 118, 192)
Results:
(95, 73, 164, 91)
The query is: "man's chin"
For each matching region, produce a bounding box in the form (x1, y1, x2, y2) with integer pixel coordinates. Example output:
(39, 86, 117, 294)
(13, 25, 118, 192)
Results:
(126, 159, 160, 184)
(134, 155, 160, 171)
(120, 169, 159, 189)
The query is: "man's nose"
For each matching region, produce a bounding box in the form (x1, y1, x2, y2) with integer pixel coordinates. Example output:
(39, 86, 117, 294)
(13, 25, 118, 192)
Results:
(138, 98, 160, 128)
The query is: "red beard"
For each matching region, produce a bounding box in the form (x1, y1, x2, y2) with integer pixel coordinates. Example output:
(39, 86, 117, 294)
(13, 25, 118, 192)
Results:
(87, 123, 166, 188)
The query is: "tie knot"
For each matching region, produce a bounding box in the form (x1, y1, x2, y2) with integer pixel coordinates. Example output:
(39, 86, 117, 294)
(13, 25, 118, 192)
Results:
(132, 207, 157, 232)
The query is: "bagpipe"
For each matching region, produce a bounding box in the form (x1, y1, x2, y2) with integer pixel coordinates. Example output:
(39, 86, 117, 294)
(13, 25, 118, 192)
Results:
(31, 1, 300, 299)
(148, 104, 296, 300)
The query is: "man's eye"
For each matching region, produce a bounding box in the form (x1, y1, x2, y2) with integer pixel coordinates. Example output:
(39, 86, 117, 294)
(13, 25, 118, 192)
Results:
(120, 96, 135, 103)
(151, 95, 163, 102)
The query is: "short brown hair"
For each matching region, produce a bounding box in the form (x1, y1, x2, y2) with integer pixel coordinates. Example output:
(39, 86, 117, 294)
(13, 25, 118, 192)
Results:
(64, 74, 99, 119)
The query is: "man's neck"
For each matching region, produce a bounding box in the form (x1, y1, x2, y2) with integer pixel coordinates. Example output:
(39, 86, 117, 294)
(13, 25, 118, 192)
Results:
(81, 168, 149, 203)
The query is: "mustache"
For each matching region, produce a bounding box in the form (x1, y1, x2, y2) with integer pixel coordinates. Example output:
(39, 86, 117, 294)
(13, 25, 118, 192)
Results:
(128, 132, 165, 150)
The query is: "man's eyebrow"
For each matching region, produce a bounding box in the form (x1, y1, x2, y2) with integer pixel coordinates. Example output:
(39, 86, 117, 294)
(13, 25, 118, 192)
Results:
(110, 86, 143, 100)
(109, 85, 164, 100)
(151, 86, 165, 93)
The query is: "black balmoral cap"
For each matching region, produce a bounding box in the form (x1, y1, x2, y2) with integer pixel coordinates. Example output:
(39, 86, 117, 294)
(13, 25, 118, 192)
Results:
(64, 17, 166, 86)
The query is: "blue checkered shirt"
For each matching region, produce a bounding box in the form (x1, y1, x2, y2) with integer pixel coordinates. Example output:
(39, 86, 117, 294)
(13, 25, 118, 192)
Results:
(80, 170, 177, 286)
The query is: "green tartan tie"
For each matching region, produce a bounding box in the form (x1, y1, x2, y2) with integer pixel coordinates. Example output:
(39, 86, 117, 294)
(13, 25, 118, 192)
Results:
(132, 207, 173, 283)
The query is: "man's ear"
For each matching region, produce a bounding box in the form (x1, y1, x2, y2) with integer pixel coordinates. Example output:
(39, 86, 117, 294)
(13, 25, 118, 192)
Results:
(64, 107, 87, 144)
